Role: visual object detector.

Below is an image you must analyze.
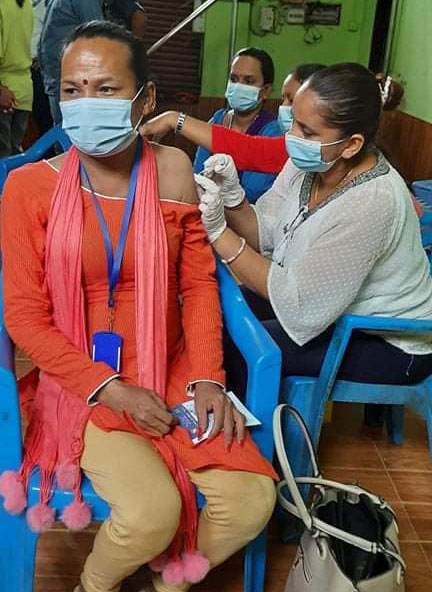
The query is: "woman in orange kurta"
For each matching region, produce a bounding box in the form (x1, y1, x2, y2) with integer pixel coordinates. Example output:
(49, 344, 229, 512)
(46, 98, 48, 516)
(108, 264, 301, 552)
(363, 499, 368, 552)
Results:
(0, 21, 276, 592)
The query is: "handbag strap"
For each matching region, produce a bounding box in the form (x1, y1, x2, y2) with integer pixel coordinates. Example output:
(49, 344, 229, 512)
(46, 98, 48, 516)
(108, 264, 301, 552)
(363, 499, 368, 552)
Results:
(273, 405, 406, 570)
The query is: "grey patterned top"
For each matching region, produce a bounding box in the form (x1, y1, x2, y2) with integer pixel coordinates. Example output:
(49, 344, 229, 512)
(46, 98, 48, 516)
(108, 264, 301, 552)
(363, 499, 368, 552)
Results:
(254, 152, 432, 353)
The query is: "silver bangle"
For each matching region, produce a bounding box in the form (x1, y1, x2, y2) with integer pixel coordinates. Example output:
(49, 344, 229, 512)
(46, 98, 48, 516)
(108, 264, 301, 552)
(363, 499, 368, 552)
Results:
(175, 112, 187, 134)
(221, 237, 247, 266)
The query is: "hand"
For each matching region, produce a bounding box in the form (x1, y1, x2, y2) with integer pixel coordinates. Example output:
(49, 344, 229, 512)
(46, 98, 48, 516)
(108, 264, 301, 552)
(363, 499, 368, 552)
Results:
(194, 174, 227, 243)
(0, 87, 17, 113)
(139, 111, 178, 142)
(98, 379, 177, 437)
(203, 154, 245, 208)
(194, 382, 246, 448)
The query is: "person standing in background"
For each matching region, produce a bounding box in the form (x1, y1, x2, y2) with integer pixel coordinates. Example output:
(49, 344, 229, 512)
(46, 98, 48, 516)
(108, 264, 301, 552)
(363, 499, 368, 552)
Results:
(31, 0, 53, 137)
(0, 0, 33, 157)
(103, 0, 147, 39)
(38, 0, 104, 125)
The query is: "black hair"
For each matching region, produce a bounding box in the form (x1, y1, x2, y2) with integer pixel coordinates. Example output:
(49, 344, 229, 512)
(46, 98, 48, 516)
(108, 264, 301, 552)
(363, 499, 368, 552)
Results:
(306, 62, 392, 150)
(232, 47, 275, 85)
(62, 20, 149, 94)
(290, 63, 325, 85)
(16, 0, 25, 6)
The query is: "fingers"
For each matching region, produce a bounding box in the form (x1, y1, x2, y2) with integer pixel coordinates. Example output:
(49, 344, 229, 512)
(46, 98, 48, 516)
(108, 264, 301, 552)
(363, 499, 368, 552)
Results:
(194, 173, 219, 194)
(223, 401, 235, 449)
(208, 397, 225, 440)
(194, 391, 209, 434)
(233, 408, 246, 444)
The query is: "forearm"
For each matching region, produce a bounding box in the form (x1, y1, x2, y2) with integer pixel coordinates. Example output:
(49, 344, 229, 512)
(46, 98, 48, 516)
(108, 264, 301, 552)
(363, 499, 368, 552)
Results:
(167, 111, 213, 152)
(225, 200, 260, 251)
(213, 228, 270, 298)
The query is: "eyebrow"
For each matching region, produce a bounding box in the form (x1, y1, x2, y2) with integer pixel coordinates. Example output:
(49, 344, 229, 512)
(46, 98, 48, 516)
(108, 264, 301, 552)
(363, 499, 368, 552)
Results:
(61, 76, 120, 85)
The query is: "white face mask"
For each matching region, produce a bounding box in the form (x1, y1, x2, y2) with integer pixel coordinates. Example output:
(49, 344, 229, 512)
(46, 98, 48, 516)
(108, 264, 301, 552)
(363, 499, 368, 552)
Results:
(60, 86, 144, 157)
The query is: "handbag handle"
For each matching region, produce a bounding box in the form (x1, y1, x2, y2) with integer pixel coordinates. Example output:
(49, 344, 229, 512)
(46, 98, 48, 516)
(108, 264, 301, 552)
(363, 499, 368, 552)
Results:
(273, 404, 406, 570)
(272, 404, 321, 530)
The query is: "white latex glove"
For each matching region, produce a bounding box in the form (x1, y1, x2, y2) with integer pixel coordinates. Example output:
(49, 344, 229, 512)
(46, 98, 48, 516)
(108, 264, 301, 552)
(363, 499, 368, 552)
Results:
(202, 154, 245, 208)
(194, 174, 227, 244)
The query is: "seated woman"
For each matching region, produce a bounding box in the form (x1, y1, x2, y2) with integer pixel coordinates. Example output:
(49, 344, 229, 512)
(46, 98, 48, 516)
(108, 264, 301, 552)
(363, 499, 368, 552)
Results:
(194, 63, 432, 391)
(0, 21, 276, 592)
(193, 47, 280, 204)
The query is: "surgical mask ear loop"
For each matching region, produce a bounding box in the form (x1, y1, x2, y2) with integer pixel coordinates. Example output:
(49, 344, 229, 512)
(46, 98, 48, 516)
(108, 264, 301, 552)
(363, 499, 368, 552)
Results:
(131, 85, 146, 132)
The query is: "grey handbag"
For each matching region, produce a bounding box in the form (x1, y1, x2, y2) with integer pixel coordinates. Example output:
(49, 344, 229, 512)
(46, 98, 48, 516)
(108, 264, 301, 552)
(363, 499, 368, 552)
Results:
(273, 404, 406, 592)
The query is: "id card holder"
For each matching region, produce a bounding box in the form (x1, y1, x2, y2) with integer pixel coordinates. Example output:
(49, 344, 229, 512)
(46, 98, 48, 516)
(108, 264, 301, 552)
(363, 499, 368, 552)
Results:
(92, 332, 123, 372)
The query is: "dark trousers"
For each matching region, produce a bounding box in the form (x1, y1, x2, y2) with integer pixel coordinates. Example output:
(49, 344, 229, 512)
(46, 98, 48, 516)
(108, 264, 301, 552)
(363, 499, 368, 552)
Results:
(225, 287, 432, 397)
(0, 110, 29, 157)
(31, 66, 53, 136)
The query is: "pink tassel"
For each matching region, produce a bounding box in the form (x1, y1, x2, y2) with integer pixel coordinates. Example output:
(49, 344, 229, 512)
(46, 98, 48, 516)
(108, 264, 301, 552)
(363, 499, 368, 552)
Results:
(182, 551, 210, 583)
(149, 553, 169, 573)
(61, 500, 91, 531)
(27, 503, 56, 532)
(56, 463, 77, 491)
(162, 559, 185, 586)
(0, 470, 27, 515)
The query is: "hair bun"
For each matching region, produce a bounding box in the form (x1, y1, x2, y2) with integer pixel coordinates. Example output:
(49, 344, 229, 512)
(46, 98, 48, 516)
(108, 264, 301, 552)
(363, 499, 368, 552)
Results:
(375, 73, 404, 111)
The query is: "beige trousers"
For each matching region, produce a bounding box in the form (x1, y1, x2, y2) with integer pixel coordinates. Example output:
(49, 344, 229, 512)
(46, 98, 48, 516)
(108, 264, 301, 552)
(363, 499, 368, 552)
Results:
(80, 422, 276, 592)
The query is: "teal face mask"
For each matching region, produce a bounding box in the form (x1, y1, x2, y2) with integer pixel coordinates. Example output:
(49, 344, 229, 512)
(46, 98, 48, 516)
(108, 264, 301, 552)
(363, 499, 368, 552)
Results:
(225, 81, 261, 113)
(278, 105, 293, 133)
(285, 133, 347, 173)
(60, 86, 144, 157)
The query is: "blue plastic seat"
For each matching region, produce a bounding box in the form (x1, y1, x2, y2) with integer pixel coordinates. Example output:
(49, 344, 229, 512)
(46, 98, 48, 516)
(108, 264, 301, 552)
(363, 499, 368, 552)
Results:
(0, 125, 71, 192)
(280, 313, 432, 479)
(0, 261, 280, 592)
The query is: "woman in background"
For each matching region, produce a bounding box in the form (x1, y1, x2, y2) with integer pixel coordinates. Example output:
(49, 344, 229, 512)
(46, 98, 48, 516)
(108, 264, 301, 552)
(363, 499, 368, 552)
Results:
(193, 47, 280, 204)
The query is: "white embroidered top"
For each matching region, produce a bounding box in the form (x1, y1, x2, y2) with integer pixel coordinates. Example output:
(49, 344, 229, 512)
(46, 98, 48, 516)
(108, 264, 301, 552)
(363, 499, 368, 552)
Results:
(254, 152, 432, 353)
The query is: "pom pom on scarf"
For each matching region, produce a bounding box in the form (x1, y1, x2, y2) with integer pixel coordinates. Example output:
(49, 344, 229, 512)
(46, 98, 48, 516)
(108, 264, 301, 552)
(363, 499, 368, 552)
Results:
(162, 559, 185, 586)
(0, 470, 27, 515)
(61, 500, 91, 531)
(182, 551, 210, 583)
(27, 502, 56, 532)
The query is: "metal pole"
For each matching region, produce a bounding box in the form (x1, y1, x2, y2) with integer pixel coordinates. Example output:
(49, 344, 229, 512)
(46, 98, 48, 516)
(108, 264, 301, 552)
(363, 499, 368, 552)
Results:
(229, 0, 239, 61)
(147, 0, 220, 56)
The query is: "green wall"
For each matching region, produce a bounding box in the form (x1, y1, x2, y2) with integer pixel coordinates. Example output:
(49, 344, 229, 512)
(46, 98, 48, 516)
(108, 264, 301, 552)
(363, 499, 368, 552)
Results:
(388, 0, 432, 123)
(201, 0, 377, 98)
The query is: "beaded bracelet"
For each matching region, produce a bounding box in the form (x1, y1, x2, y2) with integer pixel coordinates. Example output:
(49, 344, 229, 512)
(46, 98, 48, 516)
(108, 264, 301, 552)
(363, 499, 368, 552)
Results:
(221, 237, 247, 266)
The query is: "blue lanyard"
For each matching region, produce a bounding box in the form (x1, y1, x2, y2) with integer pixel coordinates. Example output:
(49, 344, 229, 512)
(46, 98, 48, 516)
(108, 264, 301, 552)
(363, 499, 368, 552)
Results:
(80, 139, 142, 314)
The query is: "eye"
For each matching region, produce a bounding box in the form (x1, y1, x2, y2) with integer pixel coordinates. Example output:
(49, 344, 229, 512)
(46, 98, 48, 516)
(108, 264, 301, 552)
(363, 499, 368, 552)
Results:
(62, 87, 79, 95)
(230, 74, 238, 83)
(99, 86, 115, 95)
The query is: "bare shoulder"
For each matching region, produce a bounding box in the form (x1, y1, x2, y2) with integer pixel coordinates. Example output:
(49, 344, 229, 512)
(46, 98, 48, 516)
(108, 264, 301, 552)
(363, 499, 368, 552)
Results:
(151, 142, 197, 204)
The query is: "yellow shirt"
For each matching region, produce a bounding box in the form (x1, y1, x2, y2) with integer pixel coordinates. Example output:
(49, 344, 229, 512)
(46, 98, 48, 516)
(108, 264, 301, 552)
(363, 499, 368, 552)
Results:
(0, 0, 33, 111)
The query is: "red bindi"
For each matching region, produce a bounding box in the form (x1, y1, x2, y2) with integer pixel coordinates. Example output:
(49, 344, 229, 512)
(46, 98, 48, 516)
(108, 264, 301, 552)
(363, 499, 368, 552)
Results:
(83, 79, 88, 85)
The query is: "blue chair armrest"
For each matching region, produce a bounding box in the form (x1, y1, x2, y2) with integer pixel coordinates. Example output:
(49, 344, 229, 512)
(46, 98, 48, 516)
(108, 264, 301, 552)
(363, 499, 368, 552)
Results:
(313, 313, 432, 405)
(216, 261, 281, 461)
(0, 272, 23, 471)
(0, 126, 71, 192)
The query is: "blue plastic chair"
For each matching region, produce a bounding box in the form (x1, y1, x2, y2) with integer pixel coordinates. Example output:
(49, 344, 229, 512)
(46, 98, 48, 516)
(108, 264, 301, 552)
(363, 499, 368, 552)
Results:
(0, 125, 70, 192)
(280, 314, 432, 479)
(0, 260, 281, 592)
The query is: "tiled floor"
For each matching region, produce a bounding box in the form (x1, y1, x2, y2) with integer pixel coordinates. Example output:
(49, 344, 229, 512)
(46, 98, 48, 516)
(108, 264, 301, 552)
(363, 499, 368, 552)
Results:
(14, 359, 432, 591)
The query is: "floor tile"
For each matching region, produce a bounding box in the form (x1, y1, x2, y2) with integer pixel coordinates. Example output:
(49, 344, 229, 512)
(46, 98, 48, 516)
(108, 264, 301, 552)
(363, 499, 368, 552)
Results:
(377, 441, 432, 472)
(422, 543, 432, 568)
(391, 503, 419, 542)
(319, 433, 385, 470)
(322, 467, 400, 501)
(390, 471, 432, 504)
(400, 542, 432, 592)
(404, 504, 432, 541)
(34, 576, 78, 592)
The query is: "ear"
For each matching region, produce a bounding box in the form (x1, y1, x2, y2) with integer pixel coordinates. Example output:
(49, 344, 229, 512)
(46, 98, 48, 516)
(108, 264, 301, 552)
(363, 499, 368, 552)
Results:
(340, 133, 364, 160)
(140, 82, 156, 118)
(261, 83, 273, 101)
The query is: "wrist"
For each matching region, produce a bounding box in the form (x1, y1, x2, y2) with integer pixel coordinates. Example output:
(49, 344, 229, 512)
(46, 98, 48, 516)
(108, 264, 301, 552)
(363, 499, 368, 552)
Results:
(97, 378, 126, 409)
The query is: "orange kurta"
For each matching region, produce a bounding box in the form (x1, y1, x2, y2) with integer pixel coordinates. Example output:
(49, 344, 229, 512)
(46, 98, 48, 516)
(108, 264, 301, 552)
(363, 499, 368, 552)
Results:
(1, 160, 275, 478)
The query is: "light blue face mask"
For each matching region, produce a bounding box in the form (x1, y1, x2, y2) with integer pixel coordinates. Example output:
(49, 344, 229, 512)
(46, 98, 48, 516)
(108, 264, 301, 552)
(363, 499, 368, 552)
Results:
(60, 86, 144, 157)
(285, 133, 347, 173)
(225, 81, 262, 113)
(278, 105, 293, 133)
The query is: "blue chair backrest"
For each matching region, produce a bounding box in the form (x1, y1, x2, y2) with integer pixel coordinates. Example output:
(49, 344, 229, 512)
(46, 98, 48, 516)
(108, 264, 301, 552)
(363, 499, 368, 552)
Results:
(0, 125, 71, 193)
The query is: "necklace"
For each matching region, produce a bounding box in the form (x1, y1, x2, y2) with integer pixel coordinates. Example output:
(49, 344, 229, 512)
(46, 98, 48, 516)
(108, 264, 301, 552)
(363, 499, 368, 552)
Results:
(310, 167, 355, 210)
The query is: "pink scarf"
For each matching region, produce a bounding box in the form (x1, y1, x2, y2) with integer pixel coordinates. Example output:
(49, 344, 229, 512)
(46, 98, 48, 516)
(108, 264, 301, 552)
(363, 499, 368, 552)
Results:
(0, 141, 209, 586)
